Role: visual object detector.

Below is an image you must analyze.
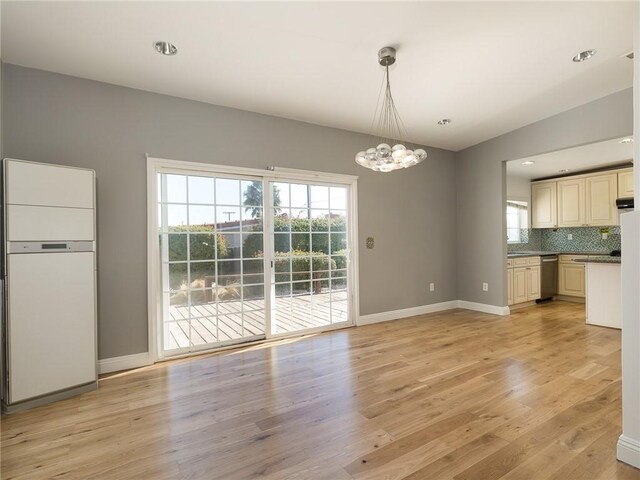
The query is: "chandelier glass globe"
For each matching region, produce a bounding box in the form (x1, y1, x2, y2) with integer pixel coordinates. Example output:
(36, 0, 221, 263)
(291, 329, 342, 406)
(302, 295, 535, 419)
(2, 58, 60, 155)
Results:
(355, 47, 428, 172)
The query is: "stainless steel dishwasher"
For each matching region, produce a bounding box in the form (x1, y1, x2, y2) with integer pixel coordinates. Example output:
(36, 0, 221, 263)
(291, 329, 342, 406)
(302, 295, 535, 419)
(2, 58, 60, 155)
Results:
(538, 254, 558, 301)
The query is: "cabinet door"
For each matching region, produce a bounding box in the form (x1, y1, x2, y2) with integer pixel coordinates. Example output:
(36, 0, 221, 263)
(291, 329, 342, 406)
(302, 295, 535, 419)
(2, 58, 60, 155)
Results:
(618, 169, 634, 198)
(558, 264, 585, 297)
(531, 182, 557, 228)
(512, 267, 528, 304)
(557, 178, 585, 227)
(507, 268, 514, 306)
(586, 174, 618, 226)
(526, 266, 541, 301)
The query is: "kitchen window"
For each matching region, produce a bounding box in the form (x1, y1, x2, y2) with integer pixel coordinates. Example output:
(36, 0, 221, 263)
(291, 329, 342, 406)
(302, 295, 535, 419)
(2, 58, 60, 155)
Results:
(507, 201, 528, 243)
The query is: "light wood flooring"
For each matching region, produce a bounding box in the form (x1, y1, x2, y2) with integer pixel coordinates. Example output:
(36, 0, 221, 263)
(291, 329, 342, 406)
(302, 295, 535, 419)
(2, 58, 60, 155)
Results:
(2, 301, 639, 479)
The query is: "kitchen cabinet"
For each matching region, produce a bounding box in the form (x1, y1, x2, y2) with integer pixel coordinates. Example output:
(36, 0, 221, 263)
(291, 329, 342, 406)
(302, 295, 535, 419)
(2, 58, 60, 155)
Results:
(512, 267, 528, 304)
(617, 168, 634, 198)
(558, 255, 586, 298)
(530, 169, 622, 228)
(507, 256, 541, 306)
(586, 173, 618, 226)
(557, 178, 585, 227)
(531, 182, 557, 228)
(526, 265, 541, 300)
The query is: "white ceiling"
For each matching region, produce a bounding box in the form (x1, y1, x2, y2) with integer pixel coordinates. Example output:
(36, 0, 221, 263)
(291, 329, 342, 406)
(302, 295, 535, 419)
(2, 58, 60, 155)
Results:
(507, 137, 634, 180)
(1, 1, 635, 151)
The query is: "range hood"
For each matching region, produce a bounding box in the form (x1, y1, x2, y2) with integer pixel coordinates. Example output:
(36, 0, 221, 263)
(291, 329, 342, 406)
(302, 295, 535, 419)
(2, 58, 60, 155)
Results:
(616, 197, 634, 210)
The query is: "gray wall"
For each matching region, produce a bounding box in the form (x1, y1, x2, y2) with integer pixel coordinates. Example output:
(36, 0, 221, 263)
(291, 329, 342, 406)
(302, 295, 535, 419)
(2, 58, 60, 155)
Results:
(506, 175, 531, 205)
(456, 88, 633, 306)
(1, 64, 458, 359)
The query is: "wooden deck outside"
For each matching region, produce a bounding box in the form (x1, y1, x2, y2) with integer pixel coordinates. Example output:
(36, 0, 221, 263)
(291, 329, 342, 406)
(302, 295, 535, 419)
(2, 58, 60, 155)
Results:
(165, 290, 348, 350)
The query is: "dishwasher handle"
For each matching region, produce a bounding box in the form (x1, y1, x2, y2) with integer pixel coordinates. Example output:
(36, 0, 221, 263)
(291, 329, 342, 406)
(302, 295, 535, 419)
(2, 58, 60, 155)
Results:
(542, 258, 558, 262)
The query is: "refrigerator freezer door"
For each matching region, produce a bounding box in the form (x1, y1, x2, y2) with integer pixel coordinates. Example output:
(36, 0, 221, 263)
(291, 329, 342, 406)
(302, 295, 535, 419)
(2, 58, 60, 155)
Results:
(5, 160, 94, 208)
(7, 252, 96, 403)
(7, 205, 95, 241)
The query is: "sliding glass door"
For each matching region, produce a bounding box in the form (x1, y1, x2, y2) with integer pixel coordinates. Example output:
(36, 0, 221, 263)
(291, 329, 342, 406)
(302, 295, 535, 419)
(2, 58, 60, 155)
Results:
(153, 162, 355, 358)
(158, 172, 267, 355)
(270, 182, 350, 335)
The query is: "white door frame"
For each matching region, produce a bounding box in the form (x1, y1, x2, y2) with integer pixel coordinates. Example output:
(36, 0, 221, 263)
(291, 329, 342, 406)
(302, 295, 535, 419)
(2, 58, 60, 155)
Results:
(146, 156, 359, 362)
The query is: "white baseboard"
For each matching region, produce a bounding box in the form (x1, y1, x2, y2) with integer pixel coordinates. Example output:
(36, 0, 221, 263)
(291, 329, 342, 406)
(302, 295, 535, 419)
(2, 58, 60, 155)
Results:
(617, 435, 640, 469)
(98, 352, 152, 374)
(357, 300, 510, 326)
(457, 300, 510, 316)
(357, 301, 459, 325)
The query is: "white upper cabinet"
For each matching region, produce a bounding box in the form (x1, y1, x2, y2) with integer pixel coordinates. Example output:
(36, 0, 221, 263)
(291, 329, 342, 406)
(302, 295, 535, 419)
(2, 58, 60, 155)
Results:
(530, 169, 624, 228)
(531, 181, 557, 228)
(5, 159, 94, 208)
(557, 178, 585, 227)
(586, 173, 618, 226)
(618, 168, 634, 198)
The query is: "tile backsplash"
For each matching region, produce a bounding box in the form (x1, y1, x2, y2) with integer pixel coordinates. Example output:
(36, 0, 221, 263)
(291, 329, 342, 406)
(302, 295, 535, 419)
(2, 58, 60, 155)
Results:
(508, 229, 542, 252)
(508, 226, 621, 253)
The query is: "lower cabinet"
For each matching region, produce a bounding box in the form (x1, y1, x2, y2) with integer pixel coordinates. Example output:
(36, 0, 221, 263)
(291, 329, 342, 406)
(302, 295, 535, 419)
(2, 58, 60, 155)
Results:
(507, 256, 541, 306)
(558, 261, 586, 297)
(526, 265, 541, 300)
(512, 267, 528, 304)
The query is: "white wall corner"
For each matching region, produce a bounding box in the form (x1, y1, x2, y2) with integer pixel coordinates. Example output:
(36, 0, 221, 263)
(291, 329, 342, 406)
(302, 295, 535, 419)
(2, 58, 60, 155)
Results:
(98, 352, 152, 374)
(357, 301, 459, 325)
(457, 300, 510, 316)
(617, 435, 640, 469)
(618, 1, 640, 469)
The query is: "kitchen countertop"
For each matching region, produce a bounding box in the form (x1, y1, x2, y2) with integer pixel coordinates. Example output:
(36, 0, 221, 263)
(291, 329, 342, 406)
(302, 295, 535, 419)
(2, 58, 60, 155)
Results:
(507, 251, 611, 258)
(573, 256, 621, 264)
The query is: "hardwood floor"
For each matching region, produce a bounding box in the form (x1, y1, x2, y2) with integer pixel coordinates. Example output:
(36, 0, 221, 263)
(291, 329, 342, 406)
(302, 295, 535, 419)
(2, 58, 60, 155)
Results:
(2, 301, 639, 479)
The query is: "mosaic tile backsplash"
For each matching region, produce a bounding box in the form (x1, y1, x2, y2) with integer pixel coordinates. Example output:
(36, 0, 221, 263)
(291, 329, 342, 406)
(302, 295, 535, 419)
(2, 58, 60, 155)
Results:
(508, 226, 621, 254)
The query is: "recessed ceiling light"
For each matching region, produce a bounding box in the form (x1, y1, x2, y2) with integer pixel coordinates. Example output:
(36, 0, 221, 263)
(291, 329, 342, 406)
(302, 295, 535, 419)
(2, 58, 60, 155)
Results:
(559, 169, 571, 173)
(573, 50, 596, 62)
(619, 137, 634, 144)
(522, 161, 535, 166)
(154, 41, 178, 56)
(437, 119, 452, 126)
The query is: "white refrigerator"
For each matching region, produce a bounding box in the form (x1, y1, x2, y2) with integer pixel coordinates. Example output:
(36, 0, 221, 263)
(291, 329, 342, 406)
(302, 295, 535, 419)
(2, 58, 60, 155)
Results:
(2, 158, 97, 412)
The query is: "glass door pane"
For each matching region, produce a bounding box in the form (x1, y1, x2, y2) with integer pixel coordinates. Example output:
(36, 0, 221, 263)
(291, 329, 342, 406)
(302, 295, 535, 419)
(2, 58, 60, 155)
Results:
(158, 173, 266, 355)
(270, 181, 350, 335)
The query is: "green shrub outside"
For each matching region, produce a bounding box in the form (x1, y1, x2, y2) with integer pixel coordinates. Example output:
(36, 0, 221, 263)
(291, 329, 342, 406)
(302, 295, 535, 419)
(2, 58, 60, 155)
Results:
(162, 216, 347, 294)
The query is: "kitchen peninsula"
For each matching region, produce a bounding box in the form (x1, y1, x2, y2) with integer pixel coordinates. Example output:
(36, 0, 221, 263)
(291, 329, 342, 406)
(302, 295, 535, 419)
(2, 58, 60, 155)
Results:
(575, 256, 622, 329)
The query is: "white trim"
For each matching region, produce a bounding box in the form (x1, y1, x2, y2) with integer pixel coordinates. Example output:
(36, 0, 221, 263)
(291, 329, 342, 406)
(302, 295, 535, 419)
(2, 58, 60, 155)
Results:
(267, 166, 359, 182)
(357, 300, 510, 325)
(98, 352, 152, 374)
(146, 156, 360, 360)
(146, 156, 358, 184)
(349, 180, 360, 325)
(146, 158, 160, 363)
(457, 300, 511, 316)
(357, 301, 459, 325)
(617, 435, 640, 469)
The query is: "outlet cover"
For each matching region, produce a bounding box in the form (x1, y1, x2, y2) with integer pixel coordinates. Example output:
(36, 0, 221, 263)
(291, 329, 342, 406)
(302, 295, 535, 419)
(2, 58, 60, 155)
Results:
(602, 233, 608, 240)
(482, 282, 489, 292)
(567, 234, 573, 240)
(429, 283, 435, 292)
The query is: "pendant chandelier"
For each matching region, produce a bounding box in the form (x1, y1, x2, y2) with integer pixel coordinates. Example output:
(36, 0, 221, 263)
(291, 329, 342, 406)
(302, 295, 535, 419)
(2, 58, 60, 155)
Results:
(355, 47, 427, 172)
